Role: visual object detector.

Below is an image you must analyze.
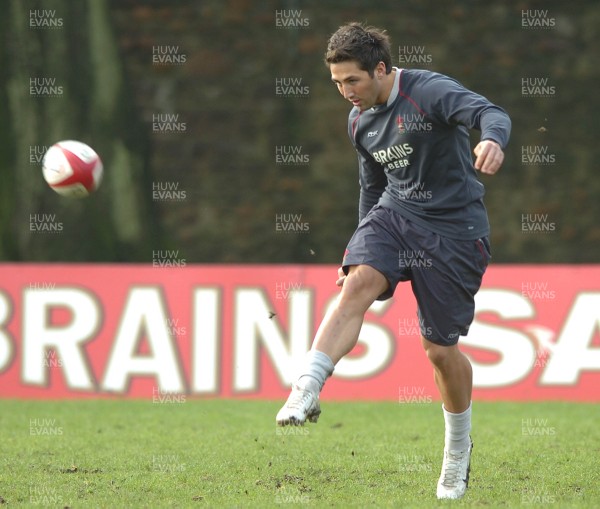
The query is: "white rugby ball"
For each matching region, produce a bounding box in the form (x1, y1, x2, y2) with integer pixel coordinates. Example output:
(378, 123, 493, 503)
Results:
(42, 140, 103, 197)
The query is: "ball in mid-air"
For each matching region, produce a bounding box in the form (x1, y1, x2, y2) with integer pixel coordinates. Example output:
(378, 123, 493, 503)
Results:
(42, 140, 103, 197)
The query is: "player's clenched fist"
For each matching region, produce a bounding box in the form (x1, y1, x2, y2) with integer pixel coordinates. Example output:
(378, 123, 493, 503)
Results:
(473, 140, 504, 175)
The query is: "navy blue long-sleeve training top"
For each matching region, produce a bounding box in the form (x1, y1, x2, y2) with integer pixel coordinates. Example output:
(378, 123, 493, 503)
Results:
(348, 67, 511, 240)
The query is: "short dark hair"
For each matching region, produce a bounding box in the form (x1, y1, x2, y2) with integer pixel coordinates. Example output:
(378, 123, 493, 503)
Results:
(324, 22, 392, 77)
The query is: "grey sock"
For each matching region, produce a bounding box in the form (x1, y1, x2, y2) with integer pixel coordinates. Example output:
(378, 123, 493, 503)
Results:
(296, 350, 335, 392)
(442, 402, 472, 451)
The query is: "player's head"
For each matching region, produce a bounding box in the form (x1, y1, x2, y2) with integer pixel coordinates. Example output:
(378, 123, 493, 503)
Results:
(324, 22, 392, 78)
(325, 23, 393, 111)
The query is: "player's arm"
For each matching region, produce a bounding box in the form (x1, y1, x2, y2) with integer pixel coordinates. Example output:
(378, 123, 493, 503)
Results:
(426, 74, 511, 175)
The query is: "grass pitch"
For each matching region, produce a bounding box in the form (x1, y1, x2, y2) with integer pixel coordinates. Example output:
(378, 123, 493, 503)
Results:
(1, 399, 598, 508)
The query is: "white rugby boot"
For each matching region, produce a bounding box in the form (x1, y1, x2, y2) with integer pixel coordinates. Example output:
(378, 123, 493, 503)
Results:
(276, 384, 321, 426)
(436, 438, 473, 500)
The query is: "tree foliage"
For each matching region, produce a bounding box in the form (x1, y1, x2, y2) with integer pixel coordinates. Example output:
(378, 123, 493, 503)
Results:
(2, 0, 598, 263)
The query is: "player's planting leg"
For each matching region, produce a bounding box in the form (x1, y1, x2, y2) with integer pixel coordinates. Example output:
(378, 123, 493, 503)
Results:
(276, 265, 388, 426)
(274, 350, 331, 426)
(422, 338, 474, 500)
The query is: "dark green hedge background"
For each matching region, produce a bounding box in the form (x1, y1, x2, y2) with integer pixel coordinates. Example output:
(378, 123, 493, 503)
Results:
(2, 0, 598, 263)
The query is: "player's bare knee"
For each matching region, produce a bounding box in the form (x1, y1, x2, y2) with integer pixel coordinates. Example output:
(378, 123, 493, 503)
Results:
(422, 338, 455, 368)
(338, 278, 373, 311)
(340, 265, 387, 308)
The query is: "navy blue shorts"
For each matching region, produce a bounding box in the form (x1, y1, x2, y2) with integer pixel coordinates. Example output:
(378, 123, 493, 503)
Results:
(342, 205, 491, 346)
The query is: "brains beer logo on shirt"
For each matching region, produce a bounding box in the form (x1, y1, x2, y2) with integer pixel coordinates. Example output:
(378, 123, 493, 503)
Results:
(371, 142, 414, 171)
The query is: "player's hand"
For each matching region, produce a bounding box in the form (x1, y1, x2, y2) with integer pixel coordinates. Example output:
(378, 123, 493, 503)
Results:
(473, 140, 504, 175)
(336, 267, 346, 287)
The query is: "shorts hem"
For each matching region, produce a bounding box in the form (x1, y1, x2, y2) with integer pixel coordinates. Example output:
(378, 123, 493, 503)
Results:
(421, 333, 460, 347)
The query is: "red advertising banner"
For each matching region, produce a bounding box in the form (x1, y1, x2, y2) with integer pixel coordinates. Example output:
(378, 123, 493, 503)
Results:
(0, 264, 598, 401)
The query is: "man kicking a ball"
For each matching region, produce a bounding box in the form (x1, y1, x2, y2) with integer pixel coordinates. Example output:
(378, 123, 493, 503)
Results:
(276, 22, 510, 500)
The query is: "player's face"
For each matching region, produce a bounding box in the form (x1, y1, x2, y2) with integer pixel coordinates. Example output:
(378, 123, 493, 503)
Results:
(330, 61, 382, 111)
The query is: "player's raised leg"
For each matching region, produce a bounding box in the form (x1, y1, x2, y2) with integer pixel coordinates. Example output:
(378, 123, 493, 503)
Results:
(276, 264, 388, 426)
(422, 338, 473, 500)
